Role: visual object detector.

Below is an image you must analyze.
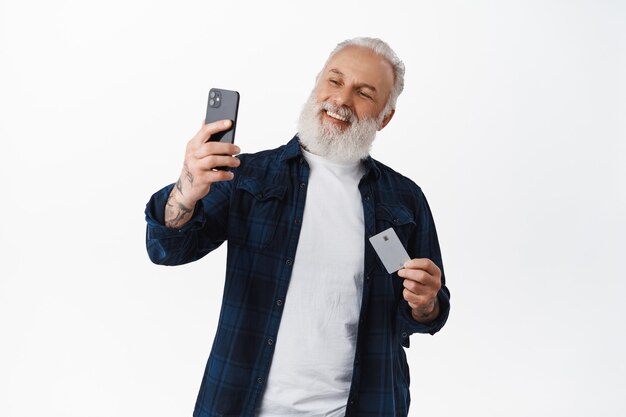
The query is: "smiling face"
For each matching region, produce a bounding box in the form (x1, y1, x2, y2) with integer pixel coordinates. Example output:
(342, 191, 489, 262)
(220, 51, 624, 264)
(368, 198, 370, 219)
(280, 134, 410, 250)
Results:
(296, 46, 398, 164)
(314, 45, 396, 130)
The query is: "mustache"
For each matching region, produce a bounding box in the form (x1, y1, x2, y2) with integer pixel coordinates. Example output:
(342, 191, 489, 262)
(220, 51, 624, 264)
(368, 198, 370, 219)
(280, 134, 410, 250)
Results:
(318, 101, 355, 123)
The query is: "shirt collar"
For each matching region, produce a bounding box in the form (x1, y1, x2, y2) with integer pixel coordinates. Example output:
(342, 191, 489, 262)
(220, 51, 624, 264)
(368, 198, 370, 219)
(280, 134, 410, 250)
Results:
(362, 154, 381, 179)
(279, 135, 304, 162)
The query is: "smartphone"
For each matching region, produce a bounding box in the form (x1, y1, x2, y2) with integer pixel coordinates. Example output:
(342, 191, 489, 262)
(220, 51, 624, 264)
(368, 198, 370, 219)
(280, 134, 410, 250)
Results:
(205, 88, 240, 144)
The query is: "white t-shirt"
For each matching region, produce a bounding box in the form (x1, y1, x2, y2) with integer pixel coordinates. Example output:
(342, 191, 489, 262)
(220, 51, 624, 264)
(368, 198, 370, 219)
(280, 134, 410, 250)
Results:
(256, 149, 366, 417)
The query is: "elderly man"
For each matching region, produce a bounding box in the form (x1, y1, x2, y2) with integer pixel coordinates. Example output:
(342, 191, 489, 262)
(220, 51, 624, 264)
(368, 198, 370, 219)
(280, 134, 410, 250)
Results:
(145, 37, 450, 417)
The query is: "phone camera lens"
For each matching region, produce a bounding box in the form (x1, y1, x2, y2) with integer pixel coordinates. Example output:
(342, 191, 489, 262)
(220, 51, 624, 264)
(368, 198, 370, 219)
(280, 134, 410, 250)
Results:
(209, 91, 216, 98)
(209, 99, 215, 106)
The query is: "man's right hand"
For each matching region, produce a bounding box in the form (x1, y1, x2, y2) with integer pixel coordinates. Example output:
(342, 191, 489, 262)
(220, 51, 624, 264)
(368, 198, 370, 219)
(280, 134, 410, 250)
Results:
(165, 120, 241, 229)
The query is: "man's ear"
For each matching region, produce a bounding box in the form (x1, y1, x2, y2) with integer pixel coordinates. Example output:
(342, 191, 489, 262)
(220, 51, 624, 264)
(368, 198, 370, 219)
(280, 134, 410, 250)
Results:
(378, 109, 395, 131)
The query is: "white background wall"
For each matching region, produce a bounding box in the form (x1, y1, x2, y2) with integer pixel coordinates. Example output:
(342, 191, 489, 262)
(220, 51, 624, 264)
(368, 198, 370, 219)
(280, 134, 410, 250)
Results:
(1, 0, 624, 416)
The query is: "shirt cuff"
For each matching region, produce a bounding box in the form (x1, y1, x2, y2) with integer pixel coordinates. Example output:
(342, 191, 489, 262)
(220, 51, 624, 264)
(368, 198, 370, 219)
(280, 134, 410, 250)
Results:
(144, 183, 206, 240)
(398, 288, 451, 347)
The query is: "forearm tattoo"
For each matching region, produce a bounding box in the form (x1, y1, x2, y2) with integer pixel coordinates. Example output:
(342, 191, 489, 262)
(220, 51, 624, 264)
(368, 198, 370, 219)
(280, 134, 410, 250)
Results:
(165, 163, 196, 228)
(165, 191, 193, 229)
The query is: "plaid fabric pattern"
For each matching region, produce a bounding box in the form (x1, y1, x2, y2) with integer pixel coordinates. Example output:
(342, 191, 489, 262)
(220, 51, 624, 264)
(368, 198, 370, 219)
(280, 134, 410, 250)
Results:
(145, 136, 450, 417)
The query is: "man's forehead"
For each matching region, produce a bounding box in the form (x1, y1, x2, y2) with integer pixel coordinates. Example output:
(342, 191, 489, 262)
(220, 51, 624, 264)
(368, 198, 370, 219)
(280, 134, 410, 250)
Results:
(322, 46, 394, 87)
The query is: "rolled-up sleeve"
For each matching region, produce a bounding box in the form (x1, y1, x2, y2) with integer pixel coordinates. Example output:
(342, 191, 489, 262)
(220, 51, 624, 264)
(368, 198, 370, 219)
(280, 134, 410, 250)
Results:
(145, 178, 232, 266)
(396, 186, 451, 345)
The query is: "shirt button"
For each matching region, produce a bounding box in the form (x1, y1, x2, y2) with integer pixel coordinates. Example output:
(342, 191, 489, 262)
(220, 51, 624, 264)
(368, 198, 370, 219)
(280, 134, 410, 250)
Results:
(286, 259, 293, 266)
(299, 182, 306, 189)
(364, 194, 370, 201)
(267, 339, 274, 345)
(366, 275, 371, 281)
(402, 332, 408, 338)
(257, 377, 263, 384)
(294, 218, 301, 225)
(276, 299, 283, 306)
(349, 399, 355, 405)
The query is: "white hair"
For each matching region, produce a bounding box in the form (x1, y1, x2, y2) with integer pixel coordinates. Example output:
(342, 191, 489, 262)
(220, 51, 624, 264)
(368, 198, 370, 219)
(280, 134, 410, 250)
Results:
(323, 37, 405, 118)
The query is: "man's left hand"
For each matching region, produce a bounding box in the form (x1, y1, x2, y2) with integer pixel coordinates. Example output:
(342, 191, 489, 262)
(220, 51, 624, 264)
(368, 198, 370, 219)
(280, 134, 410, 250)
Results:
(397, 258, 442, 323)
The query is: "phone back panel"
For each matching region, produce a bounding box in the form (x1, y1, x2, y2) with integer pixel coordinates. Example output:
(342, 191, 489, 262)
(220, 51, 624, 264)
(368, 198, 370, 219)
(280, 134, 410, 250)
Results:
(205, 88, 240, 143)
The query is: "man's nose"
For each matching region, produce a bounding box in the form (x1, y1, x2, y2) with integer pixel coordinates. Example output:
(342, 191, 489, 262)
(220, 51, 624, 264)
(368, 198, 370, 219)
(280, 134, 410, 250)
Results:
(332, 88, 353, 108)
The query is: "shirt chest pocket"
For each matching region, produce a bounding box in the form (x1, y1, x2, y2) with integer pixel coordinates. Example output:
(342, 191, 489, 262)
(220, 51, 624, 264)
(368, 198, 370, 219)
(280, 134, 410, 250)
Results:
(375, 204, 416, 246)
(229, 177, 287, 250)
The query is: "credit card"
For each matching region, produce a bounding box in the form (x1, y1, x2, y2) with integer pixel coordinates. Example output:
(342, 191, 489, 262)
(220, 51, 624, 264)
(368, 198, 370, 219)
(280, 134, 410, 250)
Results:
(369, 227, 411, 274)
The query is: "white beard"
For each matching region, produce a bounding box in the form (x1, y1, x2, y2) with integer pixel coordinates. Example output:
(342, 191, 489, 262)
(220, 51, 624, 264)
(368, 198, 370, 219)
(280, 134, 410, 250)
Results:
(297, 93, 383, 164)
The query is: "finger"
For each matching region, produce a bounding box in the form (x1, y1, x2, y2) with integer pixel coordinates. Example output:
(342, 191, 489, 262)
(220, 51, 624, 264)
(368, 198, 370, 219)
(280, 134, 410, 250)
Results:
(402, 277, 425, 294)
(398, 268, 441, 295)
(192, 119, 233, 145)
(403, 288, 418, 309)
(402, 278, 438, 299)
(397, 267, 433, 285)
(194, 155, 241, 171)
(402, 288, 431, 310)
(403, 258, 440, 276)
(194, 142, 241, 159)
(204, 169, 235, 183)
(402, 287, 437, 307)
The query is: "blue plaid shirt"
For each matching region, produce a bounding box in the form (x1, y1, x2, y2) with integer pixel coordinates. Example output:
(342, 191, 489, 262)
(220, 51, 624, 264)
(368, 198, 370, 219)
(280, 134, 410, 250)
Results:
(145, 136, 450, 417)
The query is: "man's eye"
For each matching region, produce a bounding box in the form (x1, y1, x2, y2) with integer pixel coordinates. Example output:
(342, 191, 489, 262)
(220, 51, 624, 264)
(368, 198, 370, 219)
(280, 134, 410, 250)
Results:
(329, 79, 340, 85)
(359, 91, 372, 99)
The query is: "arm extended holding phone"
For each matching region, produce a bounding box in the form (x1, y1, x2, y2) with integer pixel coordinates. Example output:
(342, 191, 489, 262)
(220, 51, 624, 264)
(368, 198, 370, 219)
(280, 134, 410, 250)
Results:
(164, 89, 240, 229)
